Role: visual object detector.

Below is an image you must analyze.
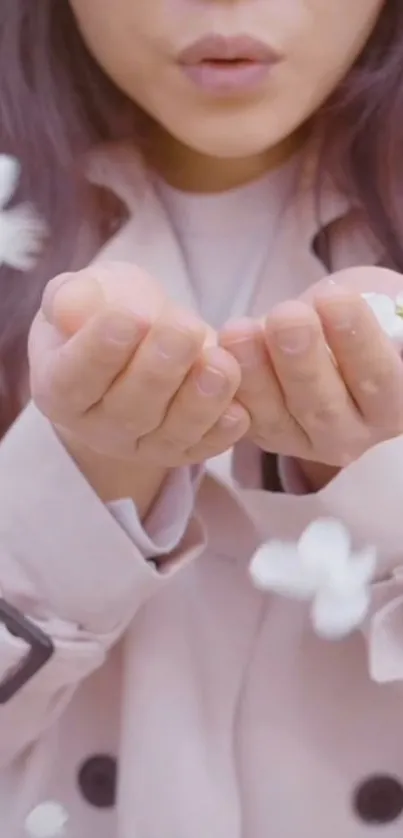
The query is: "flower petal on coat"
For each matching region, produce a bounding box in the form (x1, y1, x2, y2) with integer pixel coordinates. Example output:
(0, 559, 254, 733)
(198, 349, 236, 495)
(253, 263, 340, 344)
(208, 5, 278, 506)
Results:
(312, 586, 371, 640)
(250, 540, 318, 599)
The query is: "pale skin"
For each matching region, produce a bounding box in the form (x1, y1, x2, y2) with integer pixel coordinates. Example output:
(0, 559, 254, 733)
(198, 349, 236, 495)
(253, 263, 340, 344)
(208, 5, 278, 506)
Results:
(30, 266, 250, 517)
(221, 268, 403, 480)
(30, 0, 394, 515)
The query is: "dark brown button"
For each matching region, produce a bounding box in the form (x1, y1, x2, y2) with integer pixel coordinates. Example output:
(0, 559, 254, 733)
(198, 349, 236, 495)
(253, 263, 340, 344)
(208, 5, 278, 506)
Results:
(78, 755, 117, 808)
(354, 775, 403, 824)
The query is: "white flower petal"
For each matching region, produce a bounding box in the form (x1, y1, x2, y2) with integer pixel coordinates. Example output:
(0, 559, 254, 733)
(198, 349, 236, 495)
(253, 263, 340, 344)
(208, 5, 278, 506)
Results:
(298, 518, 351, 574)
(348, 546, 377, 588)
(0, 204, 46, 270)
(311, 587, 371, 640)
(389, 318, 403, 344)
(361, 291, 394, 311)
(250, 541, 318, 599)
(362, 292, 403, 343)
(0, 155, 20, 207)
(322, 545, 377, 594)
(362, 293, 396, 332)
(24, 801, 68, 838)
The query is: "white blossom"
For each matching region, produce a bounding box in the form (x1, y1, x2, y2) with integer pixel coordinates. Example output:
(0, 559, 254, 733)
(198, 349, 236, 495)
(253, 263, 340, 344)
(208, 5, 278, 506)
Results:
(362, 292, 403, 344)
(250, 518, 377, 639)
(0, 154, 46, 271)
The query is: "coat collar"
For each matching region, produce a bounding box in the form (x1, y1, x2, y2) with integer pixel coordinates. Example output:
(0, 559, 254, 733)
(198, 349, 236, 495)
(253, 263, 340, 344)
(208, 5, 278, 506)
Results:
(87, 141, 376, 318)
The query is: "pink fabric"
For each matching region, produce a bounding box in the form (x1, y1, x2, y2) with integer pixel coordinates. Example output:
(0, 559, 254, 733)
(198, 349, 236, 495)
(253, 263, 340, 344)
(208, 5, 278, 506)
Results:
(109, 464, 202, 560)
(0, 146, 402, 837)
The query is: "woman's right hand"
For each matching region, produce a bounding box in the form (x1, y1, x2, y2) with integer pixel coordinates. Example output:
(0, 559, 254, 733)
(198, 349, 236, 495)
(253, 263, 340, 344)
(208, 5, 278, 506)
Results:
(29, 262, 250, 467)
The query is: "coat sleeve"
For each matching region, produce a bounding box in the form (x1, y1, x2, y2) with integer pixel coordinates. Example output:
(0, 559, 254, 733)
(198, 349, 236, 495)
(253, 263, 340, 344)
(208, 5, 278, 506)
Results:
(0, 403, 204, 766)
(308, 437, 403, 685)
(278, 439, 403, 685)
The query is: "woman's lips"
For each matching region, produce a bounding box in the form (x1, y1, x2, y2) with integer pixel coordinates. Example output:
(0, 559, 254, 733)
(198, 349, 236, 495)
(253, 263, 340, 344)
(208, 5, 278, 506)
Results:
(178, 34, 282, 94)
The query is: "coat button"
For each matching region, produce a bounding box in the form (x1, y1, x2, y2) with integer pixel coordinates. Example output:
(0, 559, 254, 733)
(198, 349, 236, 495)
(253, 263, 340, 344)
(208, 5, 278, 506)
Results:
(77, 755, 117, 808)
(354, 775, 403, 824)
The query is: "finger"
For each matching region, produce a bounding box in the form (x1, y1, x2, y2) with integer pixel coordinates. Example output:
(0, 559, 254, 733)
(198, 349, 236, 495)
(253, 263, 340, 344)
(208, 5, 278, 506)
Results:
(147, 346, 242, 455)
(44, 262, 166, 336)
(98, 308, 207, 434)
(30, 309, 146, 418)
(315, 287, 403, 426)
(264, 300, 362, 451)
(185, 401, 250, 462)
(220, 318, 306, 452)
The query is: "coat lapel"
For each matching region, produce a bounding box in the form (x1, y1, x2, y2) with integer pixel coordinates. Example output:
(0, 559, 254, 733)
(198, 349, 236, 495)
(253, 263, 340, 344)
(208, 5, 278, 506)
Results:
(88, 141, 378, 324)
(250, 155, 352, 316)
(88, 145, 197, 312)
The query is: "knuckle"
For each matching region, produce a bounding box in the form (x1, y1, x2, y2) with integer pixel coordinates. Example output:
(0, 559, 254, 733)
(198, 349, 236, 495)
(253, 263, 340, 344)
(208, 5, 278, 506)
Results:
(352, 425, 376, 451)
(175, 390, 221, 428)
(181, 404, 213, 430)
(149, 437, 186, 466)
(188, 434, 223, 460)
(86, 342, 125, 372)
(31, 386, 52, 418)
(238, 377, 265, 399)
(364, 362, 390, 389)
(252, 430, 276, 451)
(192, 443, 219, 460)
(102, 400, 158, 436)
(254, 413, 287, 440)
(318, 426, 369, 467)
(138, 366, 176, 394)
(158, 428, 192, 451)
(380, 403, 403, 431)
(303, 401, 342, 429)
(30, 371, 60, 421)
(286, 367, 318, 387)
(100, 396, 129, 424)
(51, 379, 82, 413)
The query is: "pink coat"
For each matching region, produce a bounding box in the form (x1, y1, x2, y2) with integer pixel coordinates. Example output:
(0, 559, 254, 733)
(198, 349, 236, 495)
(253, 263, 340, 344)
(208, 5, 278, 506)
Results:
(1, 146, 403, 838)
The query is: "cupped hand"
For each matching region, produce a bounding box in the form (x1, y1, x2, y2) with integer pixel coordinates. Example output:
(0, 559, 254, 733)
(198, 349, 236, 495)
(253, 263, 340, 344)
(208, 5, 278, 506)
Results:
(220, 267, 403, 467)
(29, 262, 250, 467)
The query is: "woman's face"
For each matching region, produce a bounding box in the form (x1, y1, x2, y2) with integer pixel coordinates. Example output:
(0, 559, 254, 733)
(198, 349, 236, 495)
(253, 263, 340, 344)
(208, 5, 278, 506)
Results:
(70, 0, 385, 160)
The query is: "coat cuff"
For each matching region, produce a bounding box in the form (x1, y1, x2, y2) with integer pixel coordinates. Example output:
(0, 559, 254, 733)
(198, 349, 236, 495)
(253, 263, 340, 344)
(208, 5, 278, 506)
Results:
(108, 465, 202, 560)
(302, 436, 403, 683)
(315, 435, 403, 577)
(259, 439, 403, 684)
(0, 404, 205, 636)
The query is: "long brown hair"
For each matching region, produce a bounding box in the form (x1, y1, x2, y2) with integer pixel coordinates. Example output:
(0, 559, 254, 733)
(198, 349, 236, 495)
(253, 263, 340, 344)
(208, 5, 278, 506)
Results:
(0, 1, 402, 435)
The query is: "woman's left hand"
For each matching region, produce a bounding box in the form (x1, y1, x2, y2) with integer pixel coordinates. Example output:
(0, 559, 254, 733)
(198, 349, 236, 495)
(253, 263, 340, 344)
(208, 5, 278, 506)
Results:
(220, 267, 403, 468)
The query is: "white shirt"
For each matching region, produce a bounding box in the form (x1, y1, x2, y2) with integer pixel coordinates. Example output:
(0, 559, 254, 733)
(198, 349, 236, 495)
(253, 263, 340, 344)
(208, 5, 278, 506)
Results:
(156, 158, 298, 328)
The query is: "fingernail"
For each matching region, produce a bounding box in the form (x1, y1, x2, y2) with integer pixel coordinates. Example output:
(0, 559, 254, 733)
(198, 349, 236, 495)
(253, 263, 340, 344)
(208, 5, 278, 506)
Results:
(41, 273, 76, 321)
(197, 366, 227, 396)
(104, 313, 140, 345)
(227, 338, 265, 368)
(318, 297, 353, 330)
(274, 326, 312, 354)
(155, 327, 196, 362)
(327, 306, 354, 331)
(220, 407, 244, 428)
(315, 287, 354, 330)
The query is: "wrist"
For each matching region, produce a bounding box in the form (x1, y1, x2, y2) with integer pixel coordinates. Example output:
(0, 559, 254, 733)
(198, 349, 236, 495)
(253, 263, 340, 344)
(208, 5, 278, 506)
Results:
(55, 428, 168, 519)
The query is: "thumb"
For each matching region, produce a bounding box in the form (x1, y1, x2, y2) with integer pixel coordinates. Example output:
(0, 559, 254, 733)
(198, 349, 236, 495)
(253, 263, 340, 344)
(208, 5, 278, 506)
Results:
(41, 262, 167, 337)
(41, 272, 106, 337)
